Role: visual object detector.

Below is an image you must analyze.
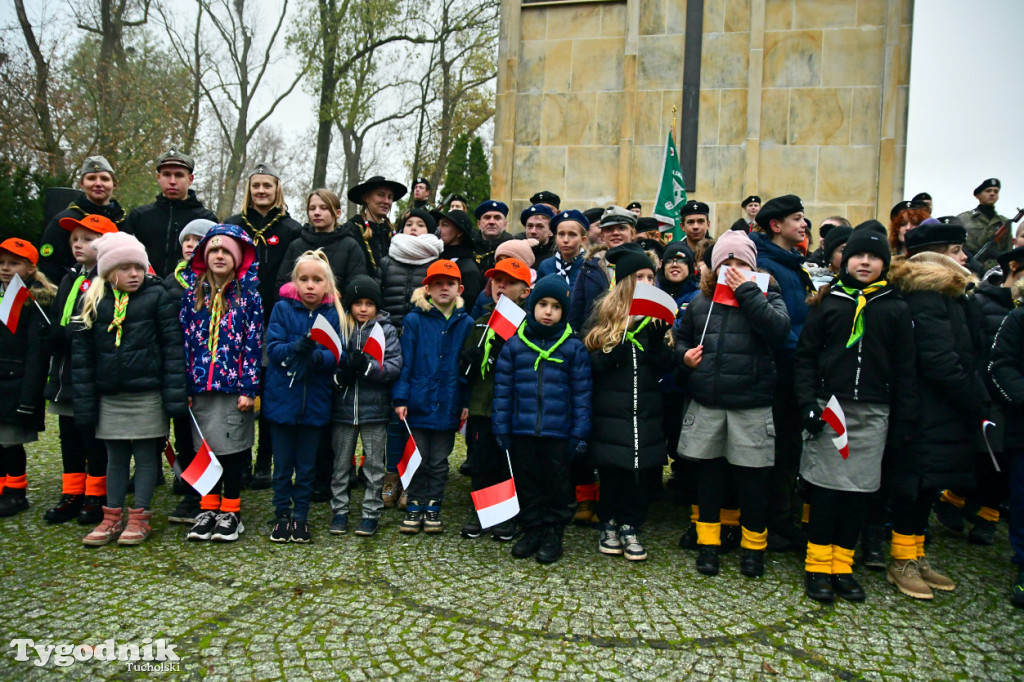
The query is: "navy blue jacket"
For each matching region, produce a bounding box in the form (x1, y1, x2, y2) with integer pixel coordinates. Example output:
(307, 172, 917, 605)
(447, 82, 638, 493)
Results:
(750, 232, 813, 352)
(492, 326, 592, 440)
(568, 247, 611, 332)
(392, 287, 474, 430)
(537, 251, 584, 291)
(262, 285, 339, 427)
(331, 312, 403, 425)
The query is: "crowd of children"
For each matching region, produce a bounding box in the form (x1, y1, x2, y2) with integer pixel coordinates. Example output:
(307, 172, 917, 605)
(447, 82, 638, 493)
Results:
(4, 155, 1024, 610)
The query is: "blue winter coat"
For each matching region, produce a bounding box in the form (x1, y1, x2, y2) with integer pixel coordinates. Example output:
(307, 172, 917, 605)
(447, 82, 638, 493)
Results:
(331, 311, 403, 425)
(568, 246, 611, 332)
(392, 287, 474, 430)
(492, 325, 592, 441)
(750, 232, 813, 352)
(262, 284, 339, 427)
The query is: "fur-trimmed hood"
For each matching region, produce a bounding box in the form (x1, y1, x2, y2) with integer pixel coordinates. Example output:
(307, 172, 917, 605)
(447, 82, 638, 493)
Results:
(410, 285, 465, 312)
(888, 252, 975, 298)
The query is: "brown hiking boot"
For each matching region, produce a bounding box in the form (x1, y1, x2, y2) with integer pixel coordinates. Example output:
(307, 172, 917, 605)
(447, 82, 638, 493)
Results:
(573, 500, 597, 526)
(918, 557, 956, 591)
(381, 472, 401, 509)
(83, 506, 125, 546)
(117, 508, 152, 545)
(398, 490, 408, 511)
(887, 559, 934, 600)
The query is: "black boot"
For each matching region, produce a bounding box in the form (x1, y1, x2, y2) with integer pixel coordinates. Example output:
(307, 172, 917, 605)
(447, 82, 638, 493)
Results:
(0, 488, 30, 517)
(859, 524, 887, 570)
(44, 494, 84, 524)
(536, 526, 564, 564)
(77, 496, 105, 525)
(678, 523, 698, 550)
(740, 549, 765, 578)
(831, 574, 866, 602)
(511, 528, 544, 558)
(696, 545, 720, 576)
(804, 572, 835, 602)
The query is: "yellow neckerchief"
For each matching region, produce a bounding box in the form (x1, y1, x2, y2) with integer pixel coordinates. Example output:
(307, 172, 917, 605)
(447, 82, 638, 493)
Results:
(516, 323, 573, 371)
(624, 316, 652, 351)
(174, 261, 189, 289)
(107, 289, 129, 347)
(837, 280, 888, 348)
(242, 208, 284, 246)
(480, 327, 499, 379)
(207, 283, 228, 353)
(61, 274, 88, 326)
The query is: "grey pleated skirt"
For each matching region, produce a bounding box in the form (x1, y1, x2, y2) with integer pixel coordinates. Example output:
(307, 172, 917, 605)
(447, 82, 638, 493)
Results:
(800, 399, 889, 493)
(189, 392, 254, 455)
(97, 391, 169, 440)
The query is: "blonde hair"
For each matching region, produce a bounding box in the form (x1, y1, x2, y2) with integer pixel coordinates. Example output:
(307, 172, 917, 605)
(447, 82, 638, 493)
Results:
(192, 269, 240, 312)
(584, 273, 640, 351)
(75, 272, 116, 329)
(243, 174, 286, 213)
(291, 249, 345, 330)
(306, 189, 341, 230)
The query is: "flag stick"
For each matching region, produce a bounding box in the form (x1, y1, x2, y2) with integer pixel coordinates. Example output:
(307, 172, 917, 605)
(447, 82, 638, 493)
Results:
(401, 417, 413, 437)
(465, 324, 491, 376)
(32, 298, 51, 325)
(187, 408, 207, 444)
(698, 300, 715, 346)
(504, 448, 515, 480)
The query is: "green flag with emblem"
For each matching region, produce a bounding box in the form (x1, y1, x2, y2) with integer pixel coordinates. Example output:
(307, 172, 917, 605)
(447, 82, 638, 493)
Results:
(652, 130, 687, 242)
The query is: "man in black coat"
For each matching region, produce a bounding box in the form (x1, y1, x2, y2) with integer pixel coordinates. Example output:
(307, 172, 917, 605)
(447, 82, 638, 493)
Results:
(473, 200, 513, 273)
(122, 149, 218, 277)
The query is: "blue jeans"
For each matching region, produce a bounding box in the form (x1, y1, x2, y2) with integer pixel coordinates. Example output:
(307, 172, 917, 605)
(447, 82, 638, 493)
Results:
(1011, 450, 1024, 566)
(270, 423, 322, 521)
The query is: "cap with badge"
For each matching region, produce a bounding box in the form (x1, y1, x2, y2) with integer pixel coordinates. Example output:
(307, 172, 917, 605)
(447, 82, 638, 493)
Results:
(78, 156, 115, 180)
(974, 178, 1000, 195)
(485, 257, 531, 286)
(550, 209, 588, 233)
(680, 200, 710, 218)
(0, 237, 39, 265)
(519, 204, 555, 226)
(912, 192, 932, 203)
(248, 162, 279, 179)
(474, 200, 509, 220)
(413, 177, 431, 190)
(529, 190, 561, 209)
(741, 195, 761, 207)
(422, 259, 462, 285)
(59, 214, 118, 236)
(600, 205, 638, 228)
(755, 194, 804, 229)
(626, 201, 642, 211)
(156, 149, 195, 172)
(890, 200, 928, 219)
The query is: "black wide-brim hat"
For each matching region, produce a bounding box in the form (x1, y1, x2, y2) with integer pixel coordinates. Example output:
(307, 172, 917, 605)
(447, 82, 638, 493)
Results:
(347, 175, 408, 205)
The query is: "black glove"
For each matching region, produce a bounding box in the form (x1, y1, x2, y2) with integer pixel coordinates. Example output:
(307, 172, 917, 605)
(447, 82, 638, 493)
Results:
(494, 434, 510, 451)
(803, 408, 825, 436)
(568, 438, 587, 460)
(293, 335, 316, 357)
(333, 366, 358, 388)
(460, 346, 484, 374)
(346, 351, 370, 375)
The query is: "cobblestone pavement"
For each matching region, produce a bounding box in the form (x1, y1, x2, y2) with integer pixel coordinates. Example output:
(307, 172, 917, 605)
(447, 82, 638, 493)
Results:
(2, 419, 1023, 680)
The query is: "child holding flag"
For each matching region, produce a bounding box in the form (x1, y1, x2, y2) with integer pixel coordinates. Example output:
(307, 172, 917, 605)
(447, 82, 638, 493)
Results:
(181, 225, 263, 542)
(493, 274, 592, 563)
(263, 250, 343, 543)
(329, 275, 401, 537)
(72, 232, 187, 545)
(674, 230, 790, 577)
(393, 260, 473, 534)
(794, 224, 916, 602)
(459, 257, 532, 542)
(0, 238, 56, 517)
(583, 244, 669, 561)
(43, 215, 117, 525)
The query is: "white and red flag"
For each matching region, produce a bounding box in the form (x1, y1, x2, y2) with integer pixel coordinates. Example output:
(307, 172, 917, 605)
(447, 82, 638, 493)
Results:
(309, 314, 342, 365)
(362, 321, 386, 368)
(821, 395, 849, 460)
(398, 423, 422, 488)
(488, 294, 526, 340)
(0, 273, 31, 333)
(173, 411, 225, 495)
(458, 417, 468, 436)
(629, 282, 678, 323)
(472, 477, 520, 528)
(712, 266, 770, 307)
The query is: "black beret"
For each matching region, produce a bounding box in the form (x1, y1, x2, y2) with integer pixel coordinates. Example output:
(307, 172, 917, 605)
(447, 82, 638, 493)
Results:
(626, 201, 642, 211)
(529, 190, 561, 208)
(912, 192, 932, 203)
(997, 245, 1024, 273)
(741, 195, 761, 207)
(890, 200, 928, 220)
(413, 177, 431, 189)
(519, 204, 555, 226)
(606, 242, 655, 282)
(755, 194, 804, 228)
(582, 207, 604, 225)
(974, 178, 1000, 195)
(636, 217, 660, 233)
(680, 200, 710, 218)
(842, 223, 891, 269)
(822, 226, 852, 263)
(634, 237, 665, 257)
(474, 200, 509, 220)
(905, 221, 967, 253)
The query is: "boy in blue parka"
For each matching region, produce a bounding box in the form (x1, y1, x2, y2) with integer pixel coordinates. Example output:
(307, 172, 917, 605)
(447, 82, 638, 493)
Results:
(493, 274, 592, 564)
(393, 259, 474, 534)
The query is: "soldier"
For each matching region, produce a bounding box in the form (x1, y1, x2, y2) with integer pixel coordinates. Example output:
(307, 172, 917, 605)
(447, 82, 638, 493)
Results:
(411, 177, 433, 210)
(626, 201, 642, 217)
(529, 190, 560, 215)
(958, 178, 1009, 267)
(730, 195, 761, 233)
(473, 200, 513, 273)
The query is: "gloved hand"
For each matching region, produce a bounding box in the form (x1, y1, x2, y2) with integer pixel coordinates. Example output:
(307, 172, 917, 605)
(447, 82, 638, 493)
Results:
(568, 438, 588, 460)
(333, 365, 358, 388)
(606, 342, 631, 367)
(293, 335, 316, 357)
(494, 434, 510, 451)
(803, 408, 825, 436)
(346, 351, 369, 375)
(460, 345, 484, 372)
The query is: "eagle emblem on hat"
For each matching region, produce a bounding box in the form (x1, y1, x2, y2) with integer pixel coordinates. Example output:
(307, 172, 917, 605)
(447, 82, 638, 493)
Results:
(209, 236, 223, 248)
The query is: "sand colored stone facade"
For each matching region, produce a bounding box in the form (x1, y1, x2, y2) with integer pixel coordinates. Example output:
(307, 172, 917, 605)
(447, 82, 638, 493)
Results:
(492, 0, 913, 237)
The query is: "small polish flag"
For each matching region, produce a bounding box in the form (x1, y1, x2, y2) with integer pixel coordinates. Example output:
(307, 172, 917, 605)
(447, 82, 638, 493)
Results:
(821, 395, 849, 460)
(310, 314, 342, 364)
(147, 265, 157, 276)
(398, 432, 422, 489)
(488, 294, 526, 340)
(629, 282, 678, 323)
(181, 438, 224, 496)
(472, 477, 520, 528)
(164, 439, 182, 477)
(0, 273, 31, 333)
(362, 321, 386, 368)
(712, 266, 769, 307)
(458, 417, 467, 436)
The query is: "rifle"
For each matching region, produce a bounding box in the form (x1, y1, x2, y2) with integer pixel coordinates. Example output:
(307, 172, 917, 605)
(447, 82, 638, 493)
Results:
(974, 206, 1024, 264)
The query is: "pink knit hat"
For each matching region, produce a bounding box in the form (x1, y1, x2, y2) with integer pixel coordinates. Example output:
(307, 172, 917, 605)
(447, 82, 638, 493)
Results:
(204, 233, 243, 269)
(711, 229, 758, 272)
(495, 237, 537, 267)
(94, 232, 150, 277)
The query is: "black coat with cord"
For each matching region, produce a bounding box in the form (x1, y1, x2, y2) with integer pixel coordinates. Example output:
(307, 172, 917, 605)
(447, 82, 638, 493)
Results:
(338, 215, 389, 278)
(70, 277, 188, 427)
(224, 207, 301, 322)
(587, 319, 669, 473)
(0, 276, 54, 432)
(989, 307, 1024, 445)
(440, 240, 484, 308)
(122, 190, 218, 277)
(379, 257, 436, 330)
(885, 253, 990, 500)
(38, 192, 126, 284)
(276, 224, 369, 292)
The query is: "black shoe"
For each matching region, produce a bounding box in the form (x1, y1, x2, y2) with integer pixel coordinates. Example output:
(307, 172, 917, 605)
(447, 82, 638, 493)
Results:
(0, 489, 29, 517)
(44, 494, 84, 524)
(740, 549, 765, 578)
(934, 499, 964, 533)
(77, 496, 105, 525)
(721, 525, 741, 554)
(511, 528, 544, 558)
(859, 524, 887, 570)
(289, 519, 311, 543)
(831, 574, 866, 602)
(678, 523, 698, 550)
(168, 496, 200, 524)
(458, 460, 473, 477)
(536, 526, 564, 564)
(968, 519, 996, 546)
(696, 545, 720, 576)
(805, 571, 835, 602)
(461, 517, 483, 539)
(491, 519, 516, 542)
(767, 523, 803, 552)
(250, 466, 272, 491)
(270, 513, 291, 543)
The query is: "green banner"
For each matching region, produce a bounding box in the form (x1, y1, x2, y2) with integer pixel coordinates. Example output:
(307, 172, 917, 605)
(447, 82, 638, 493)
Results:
(652, 130, 687, 242)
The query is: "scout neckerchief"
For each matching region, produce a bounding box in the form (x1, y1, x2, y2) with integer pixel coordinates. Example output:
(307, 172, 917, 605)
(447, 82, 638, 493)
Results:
(174, 261, 189, 289)
(60, 273, 88, 326)
(480, 327, 499, 379)
(242, 208, 284, 247)
(837, 280, 887, 348)
(517, 322, 573, 371)
(206, 282, 229, 353)
(555, 251, 583, 285)
(107, 289, 129, 347)
(624, 316, 652, 352)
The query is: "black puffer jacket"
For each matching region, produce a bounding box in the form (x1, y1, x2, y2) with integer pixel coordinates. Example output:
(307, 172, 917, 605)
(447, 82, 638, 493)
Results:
(71, 277, 188, 426)
(971, 279, 1016, 354)
(380, 257, 435, 330)
(989, 307, 1024, 445)
(338, 215, 389, 278)
(886, 253, 990, 499)
(588, 319, 670, 472)
(794, 283, 917, 422)
(38, 192, 126, 283)
(276, 225, 368, 292)
(0, 277, 54, 432)
(441, 240, 484, 310)
(122, 190, 218, 277)
(673, 275, 790, 409)
(44, 265, 96, 405)
(225, 207, 301, 321)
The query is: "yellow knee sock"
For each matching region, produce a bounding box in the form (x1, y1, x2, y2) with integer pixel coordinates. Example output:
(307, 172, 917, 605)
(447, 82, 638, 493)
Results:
(740, 526, 767, 551)
(721, 507, 740, 527)
(805, 542, 832, 573)
(939, 489, 966, 508)
(914, 534, 926, 559)
(977, 506, 1000, 523)
(890, 531, 917, 560)
(696, 521, 721, 546)
(831, 545, 855, 575)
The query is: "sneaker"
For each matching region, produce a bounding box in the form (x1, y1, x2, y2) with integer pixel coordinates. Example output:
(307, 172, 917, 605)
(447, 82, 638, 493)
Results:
(678, 523, 698, 550)
(721, 525, 741, 554)
(618, 524, 647, 561)
(168, 496, 200, 524)
(422, 499, 443, 534)
(187, 510, 219, 541)
(805, 571, 835, 602)
(354, 518, 379, 536)
(44, 494, 84, 524)
(968, 519, 996, 546)
(1012, 570, 1024, 608)
(740, 549, 765, 577)
(289, 519, 311, 543)
(82, 506, 125, 546)
(210, 512, 245, 542)
(934, 499, 965, 533)
(831, 574, 866, 602)
(535, 526, 564, 564)
(461, 516, 483, 539)
(329, 513, 349, 535)
(511, 528, 544, 558)
(887, 559, 934, 600)
(599, 521, 623, 555)
(270, 514, 291, 542)
(696, 546, 720, 576)
(491, 519, 516, 542)
(572, 500, 597, 526)
(917, 557, 955, 591)
(400, 501, 423, 534)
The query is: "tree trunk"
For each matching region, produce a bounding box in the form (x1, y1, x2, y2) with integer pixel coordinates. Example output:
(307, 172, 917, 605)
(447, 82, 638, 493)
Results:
(311, 0, 340, 189)
(13, 0, 66, 177)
